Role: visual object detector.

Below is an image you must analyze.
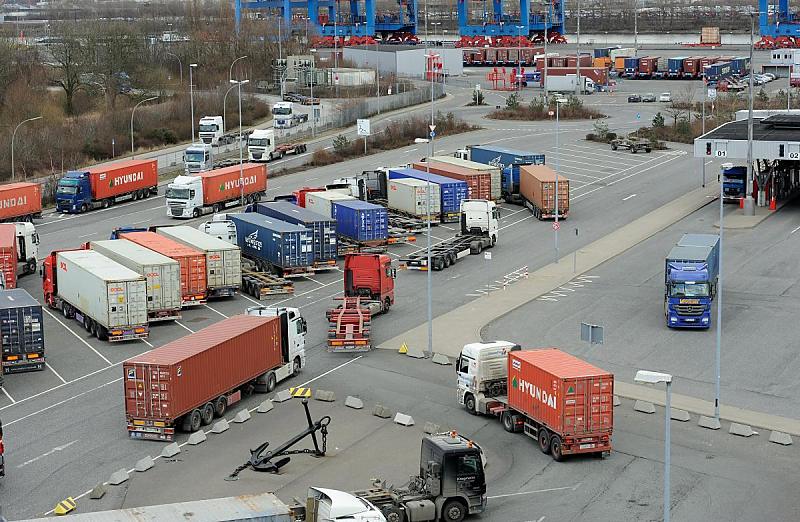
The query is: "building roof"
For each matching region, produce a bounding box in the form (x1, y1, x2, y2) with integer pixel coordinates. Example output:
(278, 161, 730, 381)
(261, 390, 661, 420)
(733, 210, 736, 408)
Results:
(700, 115, 800, 142)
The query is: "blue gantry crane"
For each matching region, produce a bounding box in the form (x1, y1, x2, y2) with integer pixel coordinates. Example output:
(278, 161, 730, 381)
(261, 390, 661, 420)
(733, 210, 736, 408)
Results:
(759, 0, 800, 37)
(456, 0, 565, 39)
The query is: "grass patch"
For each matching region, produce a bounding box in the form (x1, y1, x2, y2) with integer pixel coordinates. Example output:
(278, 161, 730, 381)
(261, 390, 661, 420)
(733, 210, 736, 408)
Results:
(488, 93, 606, 121)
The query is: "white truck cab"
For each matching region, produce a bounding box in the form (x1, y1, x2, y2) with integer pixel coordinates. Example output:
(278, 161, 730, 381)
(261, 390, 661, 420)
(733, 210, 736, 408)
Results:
(165, 175, 205, 218)
(247, 128, 276, 162)
(183, 143, 213, 174)
(461, 199, 500, 245)
(198, 214, 237, 244)
(198, 116, 224, 145)
(14, 222, 39, 274)
(456, 341, 519, 415)
(246, 305, 307, 386)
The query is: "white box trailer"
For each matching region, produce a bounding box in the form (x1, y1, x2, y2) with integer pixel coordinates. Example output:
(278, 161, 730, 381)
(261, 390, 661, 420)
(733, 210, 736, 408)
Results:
(305, 191, 355, 219)
(387, 178, 441, 216)
(55, 250, 149, 342)
(90, 240, 182, 322)
(155, 225, 242, 298)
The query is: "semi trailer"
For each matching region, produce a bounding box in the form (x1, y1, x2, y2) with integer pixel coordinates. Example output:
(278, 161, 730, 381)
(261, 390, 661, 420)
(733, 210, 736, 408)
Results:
(0, 182, 42, 222)
(165, 163, 267, 218)
(0, 288, 45, 375)
(55, 159, 158, 213)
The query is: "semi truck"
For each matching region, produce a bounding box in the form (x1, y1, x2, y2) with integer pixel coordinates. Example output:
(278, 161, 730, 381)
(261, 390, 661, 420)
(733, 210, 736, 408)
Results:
(55, 159, 158, 213)
(722, 165, 747, 202)
(456, 343, 614, 461)
(165, 163, 267, 218)
(253, 201, 338, 270)
(155, 225, 242, 298)
(0, 288, 45, 375)
(198, 116, 226, 146)
(247, 128, 308, 162)
(452, 145, 545, 203)
(664, 233, 720, 329)
(326, 253, 395, 352)
(0, 182, 42, 222)
(89, 239, 182, 322)
(399, 199, 498, 272)
(544, 75, 595, 94)
(228, 212, 314, 277)
(42, 249, 149, 342)
(519, 165, 569, 220)
(124, 310, 305, 440)
(183, 143, 214, 174)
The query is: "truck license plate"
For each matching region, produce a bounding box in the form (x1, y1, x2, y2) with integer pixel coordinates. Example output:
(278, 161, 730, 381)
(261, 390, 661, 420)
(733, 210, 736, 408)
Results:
(579, 443, 596, 449)
(686, 318, 695, 322)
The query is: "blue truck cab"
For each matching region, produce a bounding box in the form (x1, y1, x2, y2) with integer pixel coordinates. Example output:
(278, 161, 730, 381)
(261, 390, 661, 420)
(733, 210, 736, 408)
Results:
(722, 165, 747, 202)
(55, 171, 93, 213)
(664, 234, 720, 329)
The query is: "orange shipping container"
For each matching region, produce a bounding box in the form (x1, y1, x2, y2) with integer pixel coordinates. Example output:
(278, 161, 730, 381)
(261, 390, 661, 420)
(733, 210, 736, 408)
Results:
(118, 232, 207, 305)
(614, 56, 628, 71)
(519, 165, 569, 220)
(593, 57, 611, 69)
(196, 164, 267, 206)
(0, 183, 42, 222)
(86, 159, 158, 200)
(0, 224, 17, 289)
(411, 160, 493, 201)
(508, 349, 613, 456)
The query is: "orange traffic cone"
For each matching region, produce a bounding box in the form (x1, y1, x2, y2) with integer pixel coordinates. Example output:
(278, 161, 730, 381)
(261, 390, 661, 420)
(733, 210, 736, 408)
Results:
(770, 195, 777, 211)
(739, 197, 744, 209)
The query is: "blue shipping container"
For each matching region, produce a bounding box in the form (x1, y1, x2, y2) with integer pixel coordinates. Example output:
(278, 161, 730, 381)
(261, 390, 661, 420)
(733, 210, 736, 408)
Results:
(332, 200, 388, 242)
(624, 57, 639, 74)
(704, 62, 732, 82)
(387, 168, 469, 219)
(229, 213, 314, 269)
(667, 57, 687, 75)
(254, 202, 338, 264)
(467, 146, 545, 197)
(0, 288, 45, 373)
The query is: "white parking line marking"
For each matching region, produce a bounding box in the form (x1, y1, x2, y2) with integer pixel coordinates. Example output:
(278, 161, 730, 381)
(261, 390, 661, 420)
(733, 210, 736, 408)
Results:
(141, 339, 154, 348)
(175, 321, 195, 333)
(1, 387, 16, 404)
(622, 193, 637, 201)
(303, 276, 327, 287)
(47, 363, 68, 385)
(43, 308, 112, 366)
(17, 440, 78, 469)
(791, 224, 800, 235)
(204, 304, 229, 318)
(488, 484, 578, 499)
(5, 377, 122, 427)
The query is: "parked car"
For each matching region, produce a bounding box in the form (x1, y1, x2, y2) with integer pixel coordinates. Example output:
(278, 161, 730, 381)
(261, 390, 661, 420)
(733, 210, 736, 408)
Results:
(763, 72, 776, 81)
(282, 92, 302, 102)
(658, 92, 672, 103)
(627, 94, 642, 103)
(641, 93, 657, 102)
(302, 96, 321, 106)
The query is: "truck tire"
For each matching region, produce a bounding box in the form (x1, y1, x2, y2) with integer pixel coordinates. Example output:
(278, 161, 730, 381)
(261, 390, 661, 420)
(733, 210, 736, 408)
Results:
(381, 506, 404, 522)
(631, 147, 638, 154)
(80, 204, 88, 213)
(611, 144, 617, 151)
(551, 435, 564, 461)
(26, 259, 36, 274)
(212, 204, 220, 213)
(293, 357, 302, 375)
(383, 297, 392, 313)
(193, 208, 201, 218)
(254, 193, 262, 202)
(214, 396, 228, 417)
(502, 411, 515, 432)
(443, 255, 451, 268)
(182, 409, 202, 432)
(538, 428, 551, 454)
(200, 402, 215, 426)
(441, 500, 466, 522)
(97, 326, 108, 341)
(266, 372, 277, 392)
(464, 394, 477, 415)
(102, 199, 110, 209)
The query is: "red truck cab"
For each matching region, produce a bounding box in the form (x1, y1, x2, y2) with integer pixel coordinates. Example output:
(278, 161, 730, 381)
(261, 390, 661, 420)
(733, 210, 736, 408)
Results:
(344, 253, 395, 312)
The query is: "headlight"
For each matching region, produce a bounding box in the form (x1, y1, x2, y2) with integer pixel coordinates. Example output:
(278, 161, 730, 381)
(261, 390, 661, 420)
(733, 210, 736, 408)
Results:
(702, 317, 709, 323)
(670, 317, 677, 323)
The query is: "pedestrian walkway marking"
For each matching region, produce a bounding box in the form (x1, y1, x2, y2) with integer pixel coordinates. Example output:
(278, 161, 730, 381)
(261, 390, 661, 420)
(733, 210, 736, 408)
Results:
(290, 387, 312, 398)
(537, 275, 599, 302)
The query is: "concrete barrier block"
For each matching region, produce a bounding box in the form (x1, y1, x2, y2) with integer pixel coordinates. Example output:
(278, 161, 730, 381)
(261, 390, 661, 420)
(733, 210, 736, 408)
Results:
(698, 415, 721, 430)
(729, 423, 758, 437)
(89, 483, 107, 500)
(633, 400, 655, 414)
(670, 409, 691, 422)
(108, 469, 129, 486)
(161, 442, 180, 458)
(134, 455, 154, 472)
(431, 353, 451, 365)
(373, 404, 392, 419)
(394, 413, 415, 426)
(315, 389, 336, 402)
(188, 430, 207, 445)
(257, 399, 274, 413)
(406, 346, 426, 359)
(233, 409, 251, 423)
(769, 431, 793, 446)
(345, 396, 364, 409)
(274, 389, 292, 402)
(211, 419, 230, 433)
(613, 395, 621, 407)
(423, 422, 440, 434)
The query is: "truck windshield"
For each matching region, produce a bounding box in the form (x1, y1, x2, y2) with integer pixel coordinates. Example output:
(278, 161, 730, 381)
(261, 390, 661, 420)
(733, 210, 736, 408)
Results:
(249, 138, 268, 147)
(670, 282, 710, 297)
(199, 124, 218, 132)
(185, 152, 206, 162)
(56, 181, 79, 195)
(272, 106, 292, 115)
(165, 187, 190, 200)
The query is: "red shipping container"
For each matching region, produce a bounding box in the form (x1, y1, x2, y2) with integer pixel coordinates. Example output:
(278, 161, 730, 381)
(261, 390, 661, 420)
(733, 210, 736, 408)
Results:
(0, 183, 42, 222)
(700, 56, 720, 70)
(119, 232, 207, 304)
(496, 48, 509, 64)
(294, 187, 326, 207)
(638, 57, 658, 75)
(412, 161, 493, 201)
(195, 163, 267, 206)
(544, 67, 608, 86)
(84, 159, 158, 200)
(520, 165, 569, 219)
(0, 224, 17, 289)
(683, 57, 702, 77)
(124, 315, 282, 440)
(485, 48, 498, 65)
(508, 349, 613, 455)
(521, 48, 538, 66)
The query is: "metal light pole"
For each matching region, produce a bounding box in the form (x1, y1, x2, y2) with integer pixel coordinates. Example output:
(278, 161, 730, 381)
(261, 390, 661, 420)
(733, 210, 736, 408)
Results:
(310, 49, 316, 137)
(131, 96, 158, 156)
(634, 0, 638, 57)
(423, 50, 438, 359)
(543, 3, 549, 96)
(715, 163, 728, 420)
(165, 51, 182, 84)
(11, 116, 42, 181)
(744, 14, 756, 216)
(230, 78, 250, 206)
(702, 82, 707, 187)
(278, 17, 283, 61)
(635, 371, 673, 522)
(229, 55, 248, 83)
(223, 83, 237, 133)
(575, 0, 581, 96)
(189, 63, 198, 143)
(334, 15, 338, 97)
(517, 25, 524, 92)
(554, 100, 561, 263)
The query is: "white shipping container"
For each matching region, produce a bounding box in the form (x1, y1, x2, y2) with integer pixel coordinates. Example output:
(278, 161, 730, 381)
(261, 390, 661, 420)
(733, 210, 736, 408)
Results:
(305, 191, 355, 218)
(388, 178, 441, 216)
(429, 155, 502, 200)
(657, 56, 668, 70)
(56, 250, 148, 330)
(90, 240, 182, 317)
(155, 225, 242, 292)
(609, 48, 635, 60)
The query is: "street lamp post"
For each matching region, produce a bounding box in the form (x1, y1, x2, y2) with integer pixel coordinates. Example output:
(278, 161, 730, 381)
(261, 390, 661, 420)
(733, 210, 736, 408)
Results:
(229, 55, 248, 83)
(310, 49, 317, 137)
(715, 163, 729, 420)
(744, 14, 756, 216)
(131, 96, 159, 157)
(11, 116, 42, 181)
(634, 0, 638, 57)
(189, 63, 198, 143)
(165, 51, 182, 84)
(543, 3, 549, 96)
(576, 0, 581, 96)
(223, 83, 237, 133)
(554, 99, 562, 263)
(230, 78, 250, 207)
(635, 370, 673, 522)
(517, 25, 524, 92)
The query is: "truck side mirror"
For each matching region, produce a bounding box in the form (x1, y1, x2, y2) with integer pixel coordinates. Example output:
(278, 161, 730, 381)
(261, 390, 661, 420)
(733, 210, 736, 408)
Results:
(427, 461, 441, 478)
(391, 268, 397, 279)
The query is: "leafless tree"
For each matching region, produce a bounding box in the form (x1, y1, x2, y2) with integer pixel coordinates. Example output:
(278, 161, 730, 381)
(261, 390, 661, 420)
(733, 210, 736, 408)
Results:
(48, 24, 89, 115)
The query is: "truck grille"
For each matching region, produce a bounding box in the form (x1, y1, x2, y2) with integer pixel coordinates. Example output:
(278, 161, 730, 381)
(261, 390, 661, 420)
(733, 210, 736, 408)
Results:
(675, 305, 704, 316)
(168, 202, 186, 217)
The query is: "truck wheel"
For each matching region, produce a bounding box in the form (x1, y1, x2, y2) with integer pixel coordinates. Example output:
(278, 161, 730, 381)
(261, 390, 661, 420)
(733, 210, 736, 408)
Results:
(502, 411, 515, 432)
(200, 402, 215, 426)
(551, 435, 564, 461)
(80, 204, 88, 213)
(381, 506, 404, 522)
(538, 428, 551, 454)
(97, 326, 108, 341)
(254, 193, 262, 202)
(631, 147, 637, 154)
(266, 372, 277, 392)
(491, 235, 497, 247)
(443, 255, 451, 268)
(182, 409, 202, 432)
(212, 204, 220, 213)
(293, 357, 302, 375)
(383, 297, 392, 313)
(448, 253, 457, 266)
(102, 199, 110, 209)
(611, 144, 617, 151)
(441, 500, 466, 522)
(26, 260, 36, 274)
(464, 394, 477, 415)
(214, 396, 228, 417)
(193, 208, 201, 218)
